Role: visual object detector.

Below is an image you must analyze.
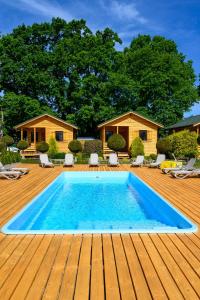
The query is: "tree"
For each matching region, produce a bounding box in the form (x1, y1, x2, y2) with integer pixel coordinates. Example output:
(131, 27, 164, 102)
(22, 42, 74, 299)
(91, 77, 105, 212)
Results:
(68, 140, 82, 155)
(17, 140, 29, 150)
(124, 35, 198, 126)
(0, 93, 52, 135)
(36, 141, 49, 153)
(130, 137, 144, 157)
(0, 20, 198, 134)
(48, 136, 58, 158)
(107, 133, 126, 152)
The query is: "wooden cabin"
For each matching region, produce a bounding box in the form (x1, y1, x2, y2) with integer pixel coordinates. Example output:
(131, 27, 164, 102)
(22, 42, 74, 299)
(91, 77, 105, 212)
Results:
(14, 114, 78, 156)
(168, 115, 200, 135)
(98, 111, 163, 157)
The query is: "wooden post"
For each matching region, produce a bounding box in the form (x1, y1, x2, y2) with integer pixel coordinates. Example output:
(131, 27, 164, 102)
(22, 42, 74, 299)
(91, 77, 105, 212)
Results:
(33, 128, 36, 147)
(116, 126, 119, 134)
(21, 128, 23, 140)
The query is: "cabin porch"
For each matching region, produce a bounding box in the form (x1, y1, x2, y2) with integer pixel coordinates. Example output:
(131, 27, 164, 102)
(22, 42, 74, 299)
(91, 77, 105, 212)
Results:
(100, 125, 130, 158)
(20, 127, 46, 157)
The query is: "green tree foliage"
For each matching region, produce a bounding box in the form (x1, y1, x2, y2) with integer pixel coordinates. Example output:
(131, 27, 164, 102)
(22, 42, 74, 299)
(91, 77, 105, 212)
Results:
(48, 136, 58, 158)
(68, 140, 82, 154)
(1, 135, 14, 146)
(36, 141, 49, 153)
(17, 140, 29, 150)
(107, 133, 126, 152)
(130, 137, 144, 158)
(0, 93, 52, 136)
(0, 151, 21, 165)
(124, 35, 198, 126)
(0, 19, 198, 135)
(83, 140, 102, 154)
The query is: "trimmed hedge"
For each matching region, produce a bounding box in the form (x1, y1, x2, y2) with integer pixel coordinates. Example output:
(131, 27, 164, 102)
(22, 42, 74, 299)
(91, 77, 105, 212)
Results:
(36, 141, 49, 153)
(17, 140, 29, 150)
(48, 136, 58, 158)
(130, 137, 144, 158)
(83, 140, 102, 154)
(68, 140, 82, 154)
(107, 133, 126, 152)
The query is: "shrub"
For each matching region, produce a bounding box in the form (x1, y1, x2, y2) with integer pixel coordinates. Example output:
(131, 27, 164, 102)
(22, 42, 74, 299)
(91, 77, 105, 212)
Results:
(107, 133, 126, 152)
(17, 140, 29, 150)
(50, 152, 65, 159)
(197, 135, 200, 145)
(36, 141, 49, 153)
(83, 140, 102, 154)
(0, 141, 6, 152)
(0, 151, 21, 165)
(130, 137, 144, 158)
(156, 138, 172, 155)
(1, 135, 14, 146)
(48, 136, 58, 158)
(168, 130, 198, 158)
(68, 140, 82, 155)
(149, 153, 157, 161)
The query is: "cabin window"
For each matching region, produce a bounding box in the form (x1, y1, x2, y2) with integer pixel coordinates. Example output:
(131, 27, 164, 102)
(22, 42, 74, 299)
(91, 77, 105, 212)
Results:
(55, 131, 64, 141)
(106, 130, 113, 142)
(139, 130, 147, 141)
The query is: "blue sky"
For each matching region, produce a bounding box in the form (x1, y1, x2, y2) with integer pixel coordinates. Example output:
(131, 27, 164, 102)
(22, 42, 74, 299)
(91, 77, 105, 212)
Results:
(0, 0, 200, 117)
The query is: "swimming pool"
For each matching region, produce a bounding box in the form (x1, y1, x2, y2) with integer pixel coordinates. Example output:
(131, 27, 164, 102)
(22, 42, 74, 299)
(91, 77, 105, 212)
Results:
(1, 171, 197, 234)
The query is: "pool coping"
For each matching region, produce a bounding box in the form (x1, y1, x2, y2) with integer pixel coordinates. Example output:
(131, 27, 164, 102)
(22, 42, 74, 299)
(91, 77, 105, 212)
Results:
(1, 171, 198, 234)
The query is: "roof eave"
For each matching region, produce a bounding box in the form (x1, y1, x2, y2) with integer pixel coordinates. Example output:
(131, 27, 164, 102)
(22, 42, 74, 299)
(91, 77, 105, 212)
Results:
(14, 114, 78, 130)
(97, 111, 163, 129)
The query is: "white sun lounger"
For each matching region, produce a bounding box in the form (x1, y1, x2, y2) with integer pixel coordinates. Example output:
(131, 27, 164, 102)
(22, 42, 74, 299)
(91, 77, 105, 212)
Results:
(149, 154, 166, 168)
(89, 153, 99, 166)
(131, 155, 144, 167)
(108, 153, 119, 166)
(63, 153, 74, 167)
(0, 170, 22, 180)
(0, 162, 30, 175)
(39, 154, 54, 168)
(171, 168, 200, 179)
(162, 158, 196, 174)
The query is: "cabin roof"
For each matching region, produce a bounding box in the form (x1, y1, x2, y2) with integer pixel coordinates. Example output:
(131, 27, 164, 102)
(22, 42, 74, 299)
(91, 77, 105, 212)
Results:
(14, 114, 78, 130)
(97, 111, 163, 128)
(168, 115, 200, 129)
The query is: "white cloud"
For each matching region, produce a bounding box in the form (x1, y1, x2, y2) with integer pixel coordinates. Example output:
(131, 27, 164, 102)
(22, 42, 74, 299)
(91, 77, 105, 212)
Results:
(109, 1, 147, 24)
(3, 0, 72, 20)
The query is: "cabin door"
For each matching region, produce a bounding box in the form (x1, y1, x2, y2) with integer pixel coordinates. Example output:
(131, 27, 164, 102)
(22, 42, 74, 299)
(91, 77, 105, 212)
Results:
(118, 126, 129, 151)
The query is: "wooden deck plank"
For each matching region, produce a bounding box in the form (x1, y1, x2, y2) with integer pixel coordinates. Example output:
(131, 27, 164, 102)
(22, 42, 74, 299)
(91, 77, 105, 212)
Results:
(112, 234, 136, 300)
(0, 235, 43, 300)
(102, 235, 121, 300)
(25, 235, 62, 300)
(42, 235, 72, 300)
(140, 234, 184, 299)
(58, 235, 82, 300)
(74, 235, 92, 300)
(0, 164, 199, 299)
(90, 235, 105, 300)
(121, 234, 152, 300)
(10, 235, 52, 300)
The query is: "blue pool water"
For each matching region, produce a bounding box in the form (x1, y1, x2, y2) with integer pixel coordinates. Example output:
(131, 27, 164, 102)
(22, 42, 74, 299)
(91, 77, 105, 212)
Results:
(1, 172, 197, 234)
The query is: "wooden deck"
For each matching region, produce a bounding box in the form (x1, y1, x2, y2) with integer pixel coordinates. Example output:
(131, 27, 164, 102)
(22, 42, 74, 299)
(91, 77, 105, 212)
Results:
(0, 164, 200, 300)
